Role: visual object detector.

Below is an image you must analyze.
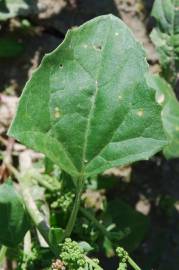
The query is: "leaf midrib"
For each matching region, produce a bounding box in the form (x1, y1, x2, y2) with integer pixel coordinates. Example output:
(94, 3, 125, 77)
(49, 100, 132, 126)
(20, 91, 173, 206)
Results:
(81, 22, 112, 172)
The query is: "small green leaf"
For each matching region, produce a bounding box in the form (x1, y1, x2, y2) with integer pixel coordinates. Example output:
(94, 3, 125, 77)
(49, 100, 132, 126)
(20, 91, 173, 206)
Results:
(78, 241, 93, 253)
(146, 74, 179, 158)
(49, 227, 64, 254)
(8, 15, 167, 178)
(0, 180, 30, 247)
(103, 237, 114, 257)
(150, 0, 179, 84)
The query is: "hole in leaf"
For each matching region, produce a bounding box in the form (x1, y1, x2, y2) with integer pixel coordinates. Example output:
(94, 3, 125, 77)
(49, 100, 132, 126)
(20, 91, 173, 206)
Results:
(54, 107, 61, 119)
(157, 94, 165, 104)
(136, 109, 144, 117)
(94, 45, 102, 51)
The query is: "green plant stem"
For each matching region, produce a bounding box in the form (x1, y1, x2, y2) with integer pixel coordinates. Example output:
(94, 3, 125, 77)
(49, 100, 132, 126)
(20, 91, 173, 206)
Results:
(85, 255, 103, 270)
(80, 207, 109, 237)
(5, 162, 51, 249)
(128, 256, 141, 270)
(82, 209, 142, 270)
(0, 246, 7, 264)
(64, 177, 84, 238)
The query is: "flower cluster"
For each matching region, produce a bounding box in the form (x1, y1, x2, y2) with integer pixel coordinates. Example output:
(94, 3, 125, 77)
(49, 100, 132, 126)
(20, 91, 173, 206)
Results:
(51, 192, 75, 213)
(18, 246, 40, 270)
(116, 247, 128, 270)
(59, 238, 86, 270)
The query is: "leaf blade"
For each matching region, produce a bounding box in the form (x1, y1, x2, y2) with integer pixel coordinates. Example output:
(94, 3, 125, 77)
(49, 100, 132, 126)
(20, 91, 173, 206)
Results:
(8, 15, 167, 177)
(150, 0, 179, 84)
(146, 73, 179, 158)
(0, 180, 30, 247)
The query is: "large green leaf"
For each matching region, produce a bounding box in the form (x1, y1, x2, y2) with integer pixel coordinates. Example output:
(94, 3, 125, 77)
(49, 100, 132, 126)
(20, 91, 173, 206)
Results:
(150, 0, 179, 84)
(0, 180, 30, 247)
(8, 15, 167, 178)
(146, 74, 179, 158)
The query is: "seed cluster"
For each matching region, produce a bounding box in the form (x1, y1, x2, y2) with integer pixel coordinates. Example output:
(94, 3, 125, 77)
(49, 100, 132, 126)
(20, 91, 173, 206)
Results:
(52, 259, 66, 270)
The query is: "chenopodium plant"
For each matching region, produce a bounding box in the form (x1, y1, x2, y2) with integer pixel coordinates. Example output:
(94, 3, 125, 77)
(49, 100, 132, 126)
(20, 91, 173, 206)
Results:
(4, 15, 168, 269)
(150, 0, 179, 85)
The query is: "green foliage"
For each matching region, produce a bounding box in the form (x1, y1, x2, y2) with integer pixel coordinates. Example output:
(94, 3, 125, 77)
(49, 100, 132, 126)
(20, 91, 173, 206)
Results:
(150, 0, 179, 84)
(146, 74, 179, 158)
(8, 15, 167, 179)
(59, 238, 86, 269)
(49, 227, 64, 255)
(42, 170, 148, 257)
(4, 13, 175, 270)
(17, 245, 53, 270)
(58, 238, 101, 270)
(0, 180, 30, 247)
(104, 199, 149, 252)
(116, 247, 128, 270)
(0, 37, 24, 58)
(116, 247, 141, 270)
(51, 192, 75, 213)
(0, 0, 38, 20)
(18, 246, 39, 270)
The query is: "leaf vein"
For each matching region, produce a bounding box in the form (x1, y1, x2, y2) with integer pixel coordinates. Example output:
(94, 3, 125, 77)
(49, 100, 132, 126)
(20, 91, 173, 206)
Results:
(81, 23, 112, 171)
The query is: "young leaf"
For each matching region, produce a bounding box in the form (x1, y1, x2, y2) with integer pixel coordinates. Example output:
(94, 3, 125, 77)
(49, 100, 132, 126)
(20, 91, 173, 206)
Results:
(146, 74, 179, 158)
(78, 241, 93, 253)
(150, 0, 179, 84)
(0, 180, 30, 247)
(49, 227, 64, 255)
(8, 15, 167, 178)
